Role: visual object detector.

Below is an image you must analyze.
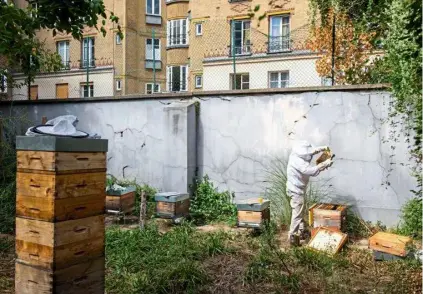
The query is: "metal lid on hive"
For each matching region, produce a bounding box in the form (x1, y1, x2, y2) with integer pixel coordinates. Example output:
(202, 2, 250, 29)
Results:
(16, 136, 108, 152)
(236, 198, 270, 211)
(155, 192, 189, 203)
(107, 186, 136, 196)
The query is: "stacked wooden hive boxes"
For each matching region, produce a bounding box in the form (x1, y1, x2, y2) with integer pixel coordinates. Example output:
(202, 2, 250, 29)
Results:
(15, 136, 108, 294)
(309, 203, 347, 237)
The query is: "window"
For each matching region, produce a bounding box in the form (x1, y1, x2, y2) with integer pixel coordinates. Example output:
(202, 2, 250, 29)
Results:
(167, 65, 188, 92)
(146, 0, 160, 15)
(269, 71, 289, 88)
(82, 37, 95, 68)
(116, 34, 122, 45)
(30, 85, 38, 100)
(57, 41, 70, 69)
(195, 23, 203, 36)
(146, 38, 161, 60)
(145, 83, 160, 94)
(116, 80, 122, 91)
(167, 19, 188, 46)
(230, 73, 249, 90)
(195, 75, 202, 88)
(231, 20, 251, 55)
(29, 2, 38, 18)
(269, 15, 290, 52)
(81, 84, 94, 97)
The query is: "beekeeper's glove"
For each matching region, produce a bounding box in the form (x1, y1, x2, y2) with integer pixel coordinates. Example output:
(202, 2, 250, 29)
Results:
(318, 158, 333, 170)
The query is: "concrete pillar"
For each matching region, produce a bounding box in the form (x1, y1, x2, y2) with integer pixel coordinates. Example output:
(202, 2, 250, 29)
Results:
(163, 101, 197, 194)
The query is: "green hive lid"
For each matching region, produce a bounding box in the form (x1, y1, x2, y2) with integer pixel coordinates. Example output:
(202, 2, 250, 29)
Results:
(236, 198, 270, 211)
(155, 192, 189, 203)
(16, 136, 108, 152)
(106, 186, 136, 196)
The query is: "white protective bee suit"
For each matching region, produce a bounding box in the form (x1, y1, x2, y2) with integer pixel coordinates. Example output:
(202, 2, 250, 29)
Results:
(286, 141, 333, 238)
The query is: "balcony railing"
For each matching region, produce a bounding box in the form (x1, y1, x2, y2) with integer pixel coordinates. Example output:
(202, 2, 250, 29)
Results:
(80, 59, 96, 69)
(167, 34, 188, 47)
(268, 36, 290, 53)
(167, 81, 187, 92)
(229, 44, 251, 56)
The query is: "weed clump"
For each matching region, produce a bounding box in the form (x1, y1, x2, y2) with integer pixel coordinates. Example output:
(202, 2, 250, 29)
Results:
(190, 176, 237, 225)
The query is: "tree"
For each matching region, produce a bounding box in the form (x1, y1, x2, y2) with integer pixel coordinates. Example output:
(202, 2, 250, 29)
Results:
(306, 9, 376, 85)
(0, 0, 121, 89)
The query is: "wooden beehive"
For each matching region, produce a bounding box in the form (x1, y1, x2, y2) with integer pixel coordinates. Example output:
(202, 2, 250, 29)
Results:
(15, 136, 107, 294)
(237, 198, 270, 228)
(106, 186, 136, 213)
(369, 232, 412, 257)
(155, 192, 190, 219)
(309, 203, 347, 231)
(15, 258, 104, 293)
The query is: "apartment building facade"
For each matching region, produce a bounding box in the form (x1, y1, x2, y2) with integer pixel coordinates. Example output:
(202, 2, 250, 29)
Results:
(8, 0, 322, 99)
(11, 0, 168, 100)
(188, 0, 322, 91)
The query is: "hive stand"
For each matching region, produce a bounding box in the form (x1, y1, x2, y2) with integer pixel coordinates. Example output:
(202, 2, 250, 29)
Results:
(15, 136, 108, 294)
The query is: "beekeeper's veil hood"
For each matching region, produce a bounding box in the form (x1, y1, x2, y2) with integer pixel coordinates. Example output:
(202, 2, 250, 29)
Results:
(292, 140, 314, 162)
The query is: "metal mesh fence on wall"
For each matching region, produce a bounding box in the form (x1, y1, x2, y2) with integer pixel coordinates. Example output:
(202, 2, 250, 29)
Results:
(4, 14, 382, 100)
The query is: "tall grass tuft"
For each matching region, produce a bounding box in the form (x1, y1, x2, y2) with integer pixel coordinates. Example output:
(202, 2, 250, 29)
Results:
(265, 157, 333, 226)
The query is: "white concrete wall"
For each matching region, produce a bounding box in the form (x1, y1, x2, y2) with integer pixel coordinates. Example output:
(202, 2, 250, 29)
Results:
(1, 88, 415, 226)
(203, 56, 321, 91)
(12, 68, 114, 100)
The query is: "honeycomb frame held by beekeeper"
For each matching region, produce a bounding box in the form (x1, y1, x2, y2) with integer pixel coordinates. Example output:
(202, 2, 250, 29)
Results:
(286, 140, 334, 246)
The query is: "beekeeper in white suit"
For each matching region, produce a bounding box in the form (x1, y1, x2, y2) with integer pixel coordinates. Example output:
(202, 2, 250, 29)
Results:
(287, 141, 333, 246)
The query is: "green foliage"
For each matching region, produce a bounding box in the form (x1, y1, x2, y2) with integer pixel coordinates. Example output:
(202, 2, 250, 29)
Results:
(0, 0, 122, 89)
(111, 178, 157, 218)
(265, 157, 332, 226)
(105, 223, 230, 294)
(0, 115, 29, 234)
(309, 0, 422, 197)
(397, 198, 422, 239)
(190, 175, 237, 225)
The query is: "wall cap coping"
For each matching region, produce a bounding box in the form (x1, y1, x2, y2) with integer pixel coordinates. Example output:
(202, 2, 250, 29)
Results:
(0, 84, 391, 105)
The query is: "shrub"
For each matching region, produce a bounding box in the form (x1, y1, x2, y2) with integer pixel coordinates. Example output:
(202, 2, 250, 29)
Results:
(397, 198, 422, 239)
(189, 175, 237, 225)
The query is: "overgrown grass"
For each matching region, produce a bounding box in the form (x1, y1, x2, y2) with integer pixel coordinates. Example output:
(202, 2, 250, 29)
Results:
(244, 222, 422, 293)
(265, 157, 333, 226)
(105, 222, 232, 294)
